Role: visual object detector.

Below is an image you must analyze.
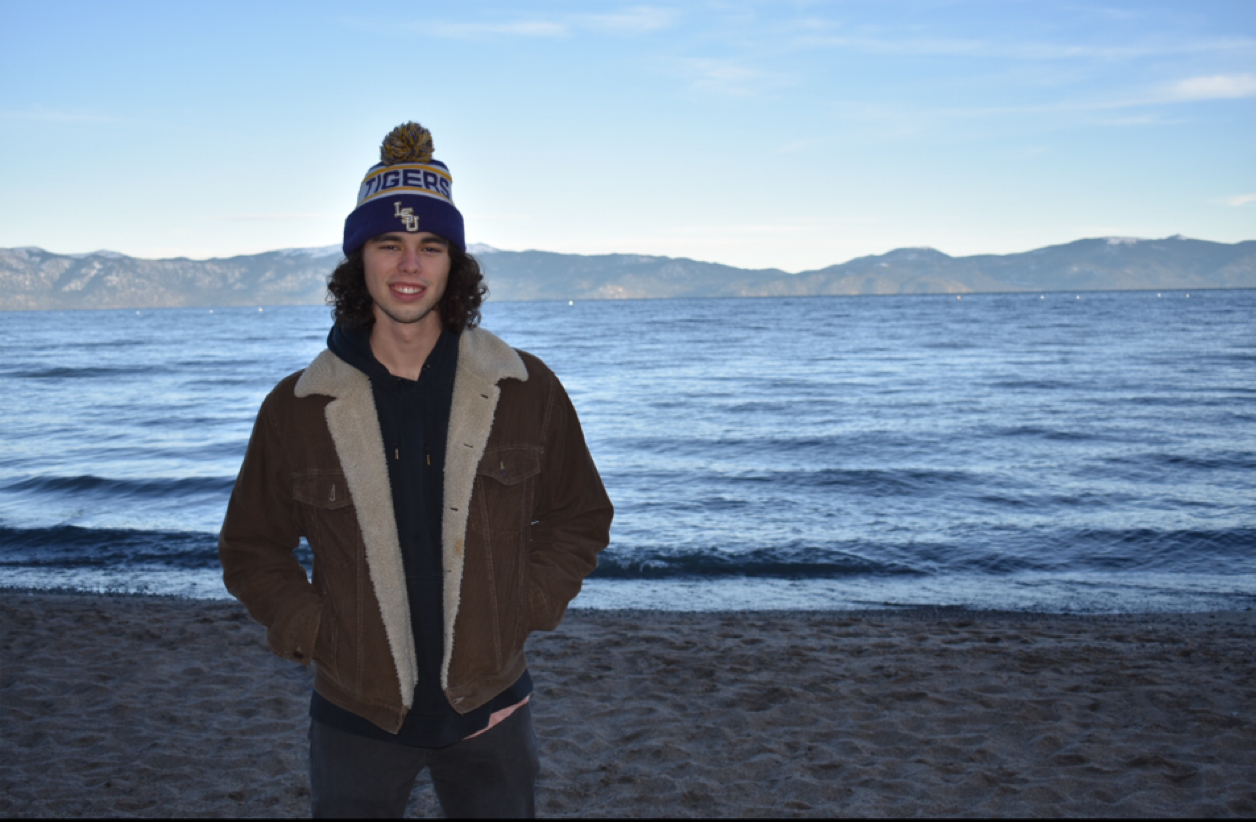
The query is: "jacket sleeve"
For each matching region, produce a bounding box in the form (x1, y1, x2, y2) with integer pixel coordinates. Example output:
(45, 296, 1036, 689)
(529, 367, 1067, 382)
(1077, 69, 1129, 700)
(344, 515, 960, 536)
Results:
(218, 390, 322, 664)
(527, 376, 613, 631)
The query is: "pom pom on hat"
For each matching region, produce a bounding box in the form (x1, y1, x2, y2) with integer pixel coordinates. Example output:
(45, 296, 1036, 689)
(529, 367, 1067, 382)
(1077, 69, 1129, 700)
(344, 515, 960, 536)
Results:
(343, 120, 465, 255)
(380, 122, 434, 165)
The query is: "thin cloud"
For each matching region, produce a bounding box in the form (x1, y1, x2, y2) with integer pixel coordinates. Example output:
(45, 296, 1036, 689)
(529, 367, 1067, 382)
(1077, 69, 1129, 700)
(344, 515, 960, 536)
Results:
(1164, 74, 1256, 101)
(830, 70, 1255, 132)
(411, 7, 678, 40)
(1223, 194, 1256, 207)
(427, 20, 569, 39)
(1096, 114, 1187, 126)
(678, 58, 788, 97)
(578, 6, 678, 34)
(1082, 73, 1256, 109)
(691, 61, 763, 95)
(799, 34, 985, 57)
(797, 32, 1256, 61)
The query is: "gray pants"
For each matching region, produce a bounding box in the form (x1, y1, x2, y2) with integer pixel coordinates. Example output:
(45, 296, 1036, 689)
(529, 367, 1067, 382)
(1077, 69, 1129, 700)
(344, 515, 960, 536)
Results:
(308, 703, 539, 818)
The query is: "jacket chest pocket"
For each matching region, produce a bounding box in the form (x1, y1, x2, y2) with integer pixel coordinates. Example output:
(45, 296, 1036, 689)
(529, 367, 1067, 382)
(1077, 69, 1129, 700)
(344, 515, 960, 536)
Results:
(292, 470, 359, 568)
(472, 447, 541, 532)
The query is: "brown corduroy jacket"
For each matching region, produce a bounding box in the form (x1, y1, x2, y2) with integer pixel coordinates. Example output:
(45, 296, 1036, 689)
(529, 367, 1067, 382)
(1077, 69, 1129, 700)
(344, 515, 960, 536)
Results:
(218, 328, 612, 733)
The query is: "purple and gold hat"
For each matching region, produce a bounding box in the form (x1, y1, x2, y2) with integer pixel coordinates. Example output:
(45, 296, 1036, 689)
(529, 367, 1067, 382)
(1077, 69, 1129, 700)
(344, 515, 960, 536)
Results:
(342, 122, 465, 256)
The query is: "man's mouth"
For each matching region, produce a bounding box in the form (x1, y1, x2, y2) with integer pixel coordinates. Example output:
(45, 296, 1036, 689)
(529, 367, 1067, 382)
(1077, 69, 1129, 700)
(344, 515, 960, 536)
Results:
(390, 283, 426, 300)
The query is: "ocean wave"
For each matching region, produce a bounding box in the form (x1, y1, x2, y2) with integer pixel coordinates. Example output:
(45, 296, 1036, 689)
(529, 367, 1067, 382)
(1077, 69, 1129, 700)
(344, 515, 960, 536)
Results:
(590, 544, 920, 579)
(619, 435, 847, 457)
(987, 379, 1072, 390)
(1146, 452, 1256, 471)
(0, 525, 221, 567)
(1103, 451, 1256, 474)
(8, 366, 164, 379)
(729, 467, 973, 495)
(1, 475, 236, 498)
(1, 525, 1251, 581)
(590, 527, 1256, 580)
(995, 425, 1101, 441)
(1060, 527, 1256, 573)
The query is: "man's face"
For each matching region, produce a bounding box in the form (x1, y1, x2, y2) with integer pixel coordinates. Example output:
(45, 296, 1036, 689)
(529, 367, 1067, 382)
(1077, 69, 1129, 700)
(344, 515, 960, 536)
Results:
(362, 231, 451, 329)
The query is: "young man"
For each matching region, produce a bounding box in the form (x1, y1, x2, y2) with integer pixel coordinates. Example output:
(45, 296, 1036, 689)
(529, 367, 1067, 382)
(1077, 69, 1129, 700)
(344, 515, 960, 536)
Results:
(219, 122, 613, 818)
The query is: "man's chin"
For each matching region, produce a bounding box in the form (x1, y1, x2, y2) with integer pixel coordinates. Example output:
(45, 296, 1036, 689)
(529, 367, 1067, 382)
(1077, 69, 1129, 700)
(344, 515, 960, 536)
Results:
(376, 302, 438, 326)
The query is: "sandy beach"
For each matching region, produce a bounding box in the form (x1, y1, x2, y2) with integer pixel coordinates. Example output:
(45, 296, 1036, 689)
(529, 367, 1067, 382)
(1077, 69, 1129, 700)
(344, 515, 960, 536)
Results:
(1, 592, 1253, 817)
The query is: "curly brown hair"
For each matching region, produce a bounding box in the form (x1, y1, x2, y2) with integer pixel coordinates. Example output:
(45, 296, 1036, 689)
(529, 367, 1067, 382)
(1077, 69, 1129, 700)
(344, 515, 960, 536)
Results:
(326, 240, 487, 332)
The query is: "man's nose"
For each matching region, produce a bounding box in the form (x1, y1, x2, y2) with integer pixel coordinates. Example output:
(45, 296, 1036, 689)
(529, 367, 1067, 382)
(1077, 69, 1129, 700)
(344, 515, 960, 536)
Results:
(399, 246, 421, 271)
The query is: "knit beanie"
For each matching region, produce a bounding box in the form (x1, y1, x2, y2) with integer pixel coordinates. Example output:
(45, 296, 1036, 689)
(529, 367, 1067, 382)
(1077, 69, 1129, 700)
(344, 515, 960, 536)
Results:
(342, 122, 465, 256)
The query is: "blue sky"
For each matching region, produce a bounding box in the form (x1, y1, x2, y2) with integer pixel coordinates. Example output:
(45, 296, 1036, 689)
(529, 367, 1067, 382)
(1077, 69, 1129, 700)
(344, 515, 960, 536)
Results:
(1, 0, 1252, 271)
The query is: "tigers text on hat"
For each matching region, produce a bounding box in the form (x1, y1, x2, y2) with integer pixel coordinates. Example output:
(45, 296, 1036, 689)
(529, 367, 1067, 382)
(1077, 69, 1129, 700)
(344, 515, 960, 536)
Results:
(342, 122, 466, 256)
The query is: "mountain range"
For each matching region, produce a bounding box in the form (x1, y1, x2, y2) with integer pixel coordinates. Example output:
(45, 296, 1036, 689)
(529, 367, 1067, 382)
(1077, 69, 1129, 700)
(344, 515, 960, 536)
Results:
(1, 235, 1252, 311)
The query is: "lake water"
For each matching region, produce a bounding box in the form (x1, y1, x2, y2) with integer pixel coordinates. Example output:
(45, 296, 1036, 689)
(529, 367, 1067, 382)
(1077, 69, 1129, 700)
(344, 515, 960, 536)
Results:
(2, 290, 1254, 612)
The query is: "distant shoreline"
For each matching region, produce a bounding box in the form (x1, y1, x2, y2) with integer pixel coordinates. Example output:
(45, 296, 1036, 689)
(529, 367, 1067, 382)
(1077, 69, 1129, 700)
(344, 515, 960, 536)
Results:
(4, 235, 1253, 310)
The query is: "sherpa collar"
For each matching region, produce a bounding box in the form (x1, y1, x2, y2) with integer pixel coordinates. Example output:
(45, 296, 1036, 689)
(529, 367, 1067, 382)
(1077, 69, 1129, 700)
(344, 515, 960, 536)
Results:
(296, 326, 527, 397)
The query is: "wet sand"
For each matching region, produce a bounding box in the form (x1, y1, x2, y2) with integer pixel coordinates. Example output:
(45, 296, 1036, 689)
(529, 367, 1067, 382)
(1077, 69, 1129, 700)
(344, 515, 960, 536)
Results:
(2, 592, 1254, 817)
